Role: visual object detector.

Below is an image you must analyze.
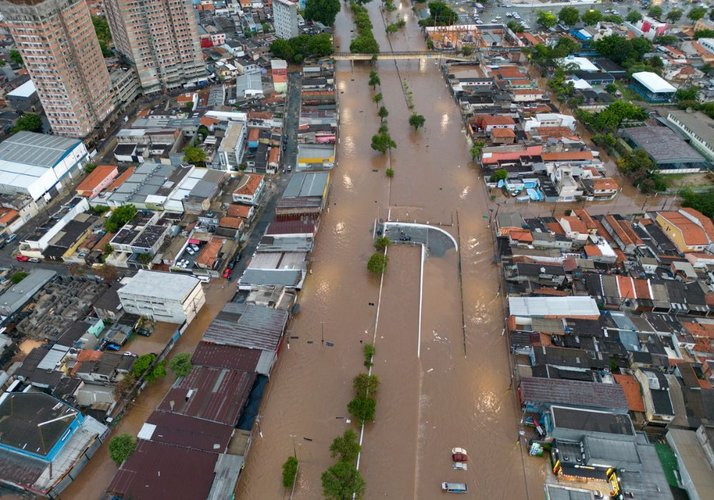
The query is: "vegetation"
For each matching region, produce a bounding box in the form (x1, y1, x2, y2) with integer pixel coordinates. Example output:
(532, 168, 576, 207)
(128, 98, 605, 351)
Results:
(694, 29, 714, 40)
(680, 188, 714, 218)
(145, 360, 166, 382)
(10, 271, 28, 284)
(385, 167, 394, 178)
(350, 3, 379, 54)
(92, 16, 113, 57)
(304, 0, 341, 26)
(675, 86, 699, 102)
(353, 373, 379, 397)
(12, 113, 42, 134)
(386, 19, 406, 33)
(507, 20, 524, 33)
(8, 49, 22, 66)
(169, 353, 193, 377)
(282, 456, 299, 488)
(408, 113, 425, 131)
(529, 38, 580, 68)
(576, 100, 647, 133)
(653, 34, 679, 46)
(105, 204, 137, 233)
(470, 140, 485, 161)
(83, 162, 97, 174)
(593, 35, 652, 68)
(367, 252, 388, 274)
(603, 14, 623, 24)
(372, 92, 383, 105)
(183, 145, 206, 167)
(558, 7, 579, 26)
(370, 131, 396, 154)
(489, 168, 508, 182)
(373, 236, 390, 251)
(377, 106, 389, 120)
(113, 374, 135, 400)
(347, 396, 377, 424)
(270, 33, 334, 63)
(626, 10, 642, 23)
(617, 148, 666, 194)
(131, 353, 157, 378)
(368, 70, 381, 89)
(581, 9, 603, 25)
(648, 5, 663, 19)
(666, 9, 683, 23)
(321, 460, 366, 499)
(688, 6, 707, 21)
(91, 205, 110, 216)
(363, 342, 375, 368)
(536, 10, 558, 29)
(418, 1, 458, 26)
(330, 429, 361, 464)
(103, 243, 114, 256)
(108, 434, 136, 465)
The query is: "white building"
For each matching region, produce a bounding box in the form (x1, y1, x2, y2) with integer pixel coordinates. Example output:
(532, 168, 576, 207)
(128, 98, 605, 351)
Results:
(117, 270, 206, 324)
(19, 197, 89, 256)
(667, 110, 714, 162)
(0, 132, 89, 201)
(273, 0, 299, 40)
(218, 121, 247, 171)
(524, 113, 577, 132)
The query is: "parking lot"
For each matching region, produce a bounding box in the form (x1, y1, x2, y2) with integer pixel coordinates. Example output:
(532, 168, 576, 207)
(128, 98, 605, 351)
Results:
(122, 322, 178, 357)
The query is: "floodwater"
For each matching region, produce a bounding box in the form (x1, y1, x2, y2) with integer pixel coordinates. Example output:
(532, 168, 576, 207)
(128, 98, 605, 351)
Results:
(60, 280, 236, 500)
(238, 1, 544, 498)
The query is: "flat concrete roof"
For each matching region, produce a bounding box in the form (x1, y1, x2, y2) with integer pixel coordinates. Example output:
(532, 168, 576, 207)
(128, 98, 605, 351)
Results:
(118, 270, 200, 302)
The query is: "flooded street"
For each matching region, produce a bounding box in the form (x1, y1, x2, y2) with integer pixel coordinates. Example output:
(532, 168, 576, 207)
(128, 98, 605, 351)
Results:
(238, 0, 544, 497)
(60, 280, 236, 500)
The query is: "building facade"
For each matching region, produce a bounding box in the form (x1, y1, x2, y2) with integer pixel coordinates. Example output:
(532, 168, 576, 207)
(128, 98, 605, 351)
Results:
(0, 0, 115, 138)
(273, 0, 298, 40)
(104, 0, 206, 93)
(218, 121, 247, 171)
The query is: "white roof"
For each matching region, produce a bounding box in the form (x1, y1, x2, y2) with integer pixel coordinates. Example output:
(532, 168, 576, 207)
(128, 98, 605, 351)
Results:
(508, 296, 600, 318)
(569, 77, 592, 90)
(270, 59, 288, 69)
(118, 270, 200, 302)
(632, 72, 676, 93)
(6, 79, 36, 98)
(559, 56, 599, 72)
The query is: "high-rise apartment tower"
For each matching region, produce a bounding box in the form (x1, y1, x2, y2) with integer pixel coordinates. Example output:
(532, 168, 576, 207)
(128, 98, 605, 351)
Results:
(273, 0, 299, 40)
(104, 0, 206, 93)
(0, 0, 115, 138)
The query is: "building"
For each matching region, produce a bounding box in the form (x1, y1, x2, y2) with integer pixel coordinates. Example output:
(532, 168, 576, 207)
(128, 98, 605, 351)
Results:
(0, 0, 115, 138)
(273, 0, 298, 40)
(0, 132, 90, 201)
(104, 0, 206, 93)
(110, 66, 141, 109)
(655, 210, 714, 253)
(0, 268, 56, 317)
(630, 72, 676, 103)
(232, 173, 264, 205)
(75, 165, 118, 198)
(218, 121, 247, 170)
(620, 126, 708, 173)
(666, 427, 714, 500)
(0, 392, 108, 497)
(666, 110, 714, 162)
(117, 270, 206, 324)
(271, 59, 288, 94)
(5, 79, 39, 112)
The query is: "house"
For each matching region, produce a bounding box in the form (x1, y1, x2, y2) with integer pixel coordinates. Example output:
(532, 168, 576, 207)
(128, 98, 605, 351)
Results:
(75, 165, 118, 198)
(666, 427, 714, 500)
(472, 114, 516, 134)
(656, 210, 711, 253)
(233, 173, 265, 205)
(634, 368, 675, 426)
(580, 177, 619, 200)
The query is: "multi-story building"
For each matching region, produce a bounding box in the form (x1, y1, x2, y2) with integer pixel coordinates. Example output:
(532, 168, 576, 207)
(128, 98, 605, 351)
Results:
(104, 0, 206, 93)
(218, 121, 247, 171)
(117, 270, 206, 324)
(273, 0, 299, 40)
(0, 0, 115, 138)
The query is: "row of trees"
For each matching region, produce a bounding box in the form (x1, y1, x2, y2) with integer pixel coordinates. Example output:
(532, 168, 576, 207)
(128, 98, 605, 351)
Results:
(304, 0, 341, 26)
(350, 2, 379, 54)
(576, 100, 647, 134)
(617, 148, 667, 194)
(270, 33, 334, 64)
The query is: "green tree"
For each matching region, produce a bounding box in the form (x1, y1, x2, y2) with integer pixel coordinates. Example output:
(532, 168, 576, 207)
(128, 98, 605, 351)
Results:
(377, 106, 389, 120)
(321, 461, 366, 500)
(470, 140, 485, 161)
(363, 343, 375, 368)
(8, 49, 22, 66)
(626, 10, 642, 23)
(603, 14, 623, 24)
(582, 9, 603, 25)
(408, 113, 425, 131)
(367, 252, 388, 274)
(680, 188, 714, 217)
(131, 353, 156, 378)
(83, 162, 97, 174)
(92, 16, 113, 57)
(105, 204, 137, 233)
(329, 429, 361, 464)
(169, 353, 192, 377)
(109, 434, 136, 465)
(10, 271, 28, 284)
(373, 92, 383, 105)
(695, 29, 714, 39)
(370, 132, 396, 154)
(347, 397, 376, 424)
(675, 86, 699, 102)
(368, 70, 381, 89)
(418, 1, 458, 26)
(385, 167, 394, 178)
(183, 145, 206, 167)
(558, 7, 580, 26)
(103, 243, 114, 256)
(605, 83, 618, 94)
(537, 11, 558, 29)
(593, 34, 652, 66)
(282, 456, 299, 488)
(270, 33, 334, 63)
(489, 168, 508, 182)
(666, 9, 683, 22)
(304, 0, 341, 26)
(688, 6, 707, 21)
(12, 113, 42, 134)
(373, 236, 390, 251)
(507, 20, 524, 33)
(654, 34, 679, 45)
(353, 373, 379, 397)
(145, 360, 166, 382)
(648, 5, 663, 19)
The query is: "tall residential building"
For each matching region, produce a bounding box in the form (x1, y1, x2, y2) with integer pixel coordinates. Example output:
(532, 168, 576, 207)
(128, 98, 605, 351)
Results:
(273, 0, 299, 40)
(0, 0, 115, 138)
(104, 0, 206, 93)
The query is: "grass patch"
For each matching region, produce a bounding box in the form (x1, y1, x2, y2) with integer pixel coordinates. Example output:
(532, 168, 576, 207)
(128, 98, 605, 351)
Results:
(654, 442, 679, 488)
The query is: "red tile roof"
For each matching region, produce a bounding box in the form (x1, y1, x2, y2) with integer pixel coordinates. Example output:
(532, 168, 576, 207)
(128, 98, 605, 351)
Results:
(613, 374, 645, 412)
(75, 165, 117, 195)
(561, 216, 587, 234)
(106, 167, 136, 191)
(658, 211, 709, 246)
(491, 128, 516, 138)
(234, 173, 263, 196)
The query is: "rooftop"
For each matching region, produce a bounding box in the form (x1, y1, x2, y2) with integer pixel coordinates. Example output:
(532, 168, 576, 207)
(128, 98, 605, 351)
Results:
(118, 270, 200, 302)
(142, 410, 234, 453)
(632, 72, 676, 93)
(0, 132, 81, 168)
(75, 165, 117, 195)
(509, 296, 599, 318)
(521, 377, 629, 411)
(203, 302, 289, 351)
(622, 126, 706, 164)
(551, 406, 635, 435)
(283, 171, 329, 198)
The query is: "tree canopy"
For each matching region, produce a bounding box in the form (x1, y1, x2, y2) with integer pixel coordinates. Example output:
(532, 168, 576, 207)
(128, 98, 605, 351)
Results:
(581, 9, 603, 25)
(558, 7, 579, 26)
(626, 10, 642, 23)
(370, 132, 396, 154)
(131, 353, 156, 378)
(680, 188, 714, 218)
(12, 113, 42, 134)
(350, 3, 379, 54)
(304, 0, 341, 26)
(688, 6, 707, 21)
(282, 456, 299, 488)
(666, 9, 683, 22)
(183, 145, 207, 167)
(270, 33, 334, 63)
(92, 16, 113, 57)
(367, 252, 388, 273)
(105, 204, 137, 233)
(593, 34, 652, 67)
(169, 353, 192, 377)
(109, 434, 136, 465)
(577, 100, 647, 133)
(648, 5, 663, 19)
(329, 429, 361, 464)
(617, 148, 666, 194)
(537, 11, 558, 29)
(409, 113, 425, 131)
(418, 1, 458, 26)
(8, 49, 22, 66)
(321, 460, 366, 500)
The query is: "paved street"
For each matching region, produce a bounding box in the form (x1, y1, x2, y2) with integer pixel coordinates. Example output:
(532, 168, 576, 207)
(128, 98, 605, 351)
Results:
(282, 72, 302, 171)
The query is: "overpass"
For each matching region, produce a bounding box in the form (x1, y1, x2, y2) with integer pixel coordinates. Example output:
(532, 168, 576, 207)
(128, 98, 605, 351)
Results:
(332, 47, 523, 62)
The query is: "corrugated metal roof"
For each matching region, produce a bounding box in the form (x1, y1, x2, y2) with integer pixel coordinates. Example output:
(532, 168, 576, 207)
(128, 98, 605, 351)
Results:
(520, 377, 628, 411)
(191, 342, 260, 371)
(144, 410, 234, 452)
(508, 296, 600, 318)
(283, 171, 328, 198)
(0, 132, 81, 168)
(203, 303, 288, 351)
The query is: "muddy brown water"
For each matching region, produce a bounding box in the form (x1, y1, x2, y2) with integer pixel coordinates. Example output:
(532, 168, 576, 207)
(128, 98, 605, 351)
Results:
(60, 280, 236, 499)
(237, 1, 545, 498)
